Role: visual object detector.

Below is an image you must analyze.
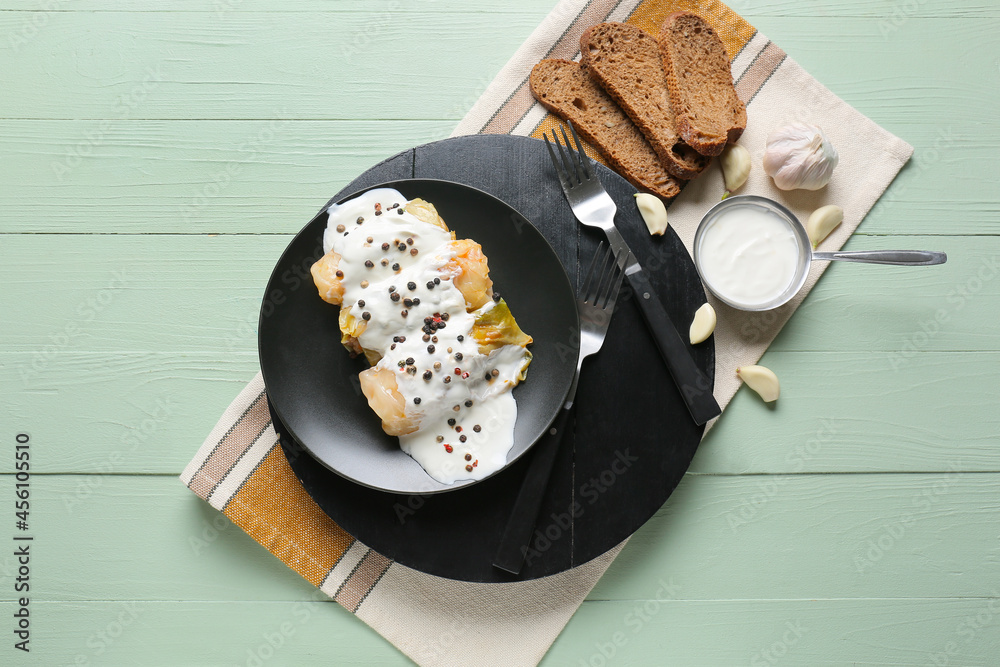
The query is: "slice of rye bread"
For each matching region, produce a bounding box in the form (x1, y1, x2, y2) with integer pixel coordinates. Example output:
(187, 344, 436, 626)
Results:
(580, 22, 710, 180)
(659, 12, 747, 157)
(529, 59, 683, 201)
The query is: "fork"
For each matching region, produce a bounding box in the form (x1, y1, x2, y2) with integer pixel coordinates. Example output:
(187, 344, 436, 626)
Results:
(545, 122, 721, 426)
(492, 242, 626, 575)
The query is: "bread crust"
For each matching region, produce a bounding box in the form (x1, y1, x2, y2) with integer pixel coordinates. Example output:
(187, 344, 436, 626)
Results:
(580, 22, 709, 180)
(529, 58, 683, 201)
(659, 11, 747, 157)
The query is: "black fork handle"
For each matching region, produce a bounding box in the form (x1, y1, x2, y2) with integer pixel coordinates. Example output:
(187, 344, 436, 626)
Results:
(626, 269, 721, 425)
(492, 403, 574, 575)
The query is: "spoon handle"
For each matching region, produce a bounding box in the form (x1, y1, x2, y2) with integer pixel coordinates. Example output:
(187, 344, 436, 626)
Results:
(812, 250, 947, 266)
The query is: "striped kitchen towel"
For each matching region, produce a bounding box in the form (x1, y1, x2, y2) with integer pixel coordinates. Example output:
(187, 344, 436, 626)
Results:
(182, 1, 912, 666)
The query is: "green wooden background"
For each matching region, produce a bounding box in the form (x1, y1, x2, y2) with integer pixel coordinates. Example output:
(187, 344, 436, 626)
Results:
(2, 0, 999, 664)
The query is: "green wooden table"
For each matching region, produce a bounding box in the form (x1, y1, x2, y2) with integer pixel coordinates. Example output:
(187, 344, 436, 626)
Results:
(2, 0, 999, 664)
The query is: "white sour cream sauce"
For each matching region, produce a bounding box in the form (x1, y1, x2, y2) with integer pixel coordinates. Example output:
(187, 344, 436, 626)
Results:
(698, 206, 802, 309)
(323, 189, 530, 484)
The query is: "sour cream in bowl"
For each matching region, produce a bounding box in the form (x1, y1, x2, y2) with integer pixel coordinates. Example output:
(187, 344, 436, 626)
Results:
(693, 196, 811, 311)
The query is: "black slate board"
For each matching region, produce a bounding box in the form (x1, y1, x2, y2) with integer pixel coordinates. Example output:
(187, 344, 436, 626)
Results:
(274, 134, 714, 582)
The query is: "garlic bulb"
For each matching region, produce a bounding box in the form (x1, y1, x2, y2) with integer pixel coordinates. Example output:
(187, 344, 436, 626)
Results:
(763, 123, 839, 191)
(719, 144, 750, 199)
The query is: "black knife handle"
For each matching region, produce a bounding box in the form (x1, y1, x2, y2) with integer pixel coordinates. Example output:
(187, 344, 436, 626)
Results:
(492, 403, 573, 575)
(625, 269, 721, 425)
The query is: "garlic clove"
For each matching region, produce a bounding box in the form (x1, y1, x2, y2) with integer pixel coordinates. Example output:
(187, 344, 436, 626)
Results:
(736, 365, 780, 402)
(634, 193, 668, 236)
(806, 204, 844, 248)
(719, 144, 750, 199)
(689, 303, 717, 344)
(762, 123, 838, 191)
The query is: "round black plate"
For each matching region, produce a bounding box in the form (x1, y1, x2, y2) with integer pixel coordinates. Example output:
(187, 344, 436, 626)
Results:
(259, 179, 579, 494)
(271, 134, 714, 583)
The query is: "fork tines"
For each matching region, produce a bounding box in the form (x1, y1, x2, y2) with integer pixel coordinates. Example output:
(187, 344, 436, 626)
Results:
(581, 241, 626, 310)
(543, 121, 592, 188)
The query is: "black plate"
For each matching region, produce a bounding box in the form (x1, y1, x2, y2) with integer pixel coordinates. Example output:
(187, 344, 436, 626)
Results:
(269, 134, 714, 582)
(259, 179, 579, 494)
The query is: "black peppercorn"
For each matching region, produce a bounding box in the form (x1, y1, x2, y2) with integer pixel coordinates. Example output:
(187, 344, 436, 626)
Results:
(407, 281, 416, 291)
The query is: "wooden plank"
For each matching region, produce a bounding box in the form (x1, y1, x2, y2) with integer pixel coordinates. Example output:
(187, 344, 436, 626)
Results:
(692, 351, 1000, 474)
(0, 121, 993, 236)
(3, 596, 999, 665)
(0, 14, 995, 122)
(550, 597, 1000, 667)
(0, 10, 544, 120)
(2, 350, 997, 476)
(591, 470, 1000, 602)
(768, 234, 1000, 353)
(0, 120, 452, 234)
(0, 0, 552, 13)
(2, 473, 998, 602)
(1, 234, 995, 355)
(1, 353, 260, 473)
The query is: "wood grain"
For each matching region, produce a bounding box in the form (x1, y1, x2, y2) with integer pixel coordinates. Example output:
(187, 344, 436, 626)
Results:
(1, 0, 997, 664)
(2, 597, 997, 666)
(1, 473, 997, 602)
